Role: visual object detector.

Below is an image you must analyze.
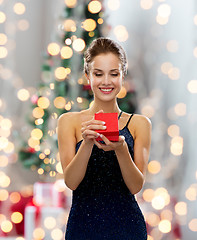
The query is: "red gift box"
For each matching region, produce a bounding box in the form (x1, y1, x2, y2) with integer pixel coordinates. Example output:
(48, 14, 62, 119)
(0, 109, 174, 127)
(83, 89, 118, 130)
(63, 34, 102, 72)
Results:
(95, 112, 119, 141)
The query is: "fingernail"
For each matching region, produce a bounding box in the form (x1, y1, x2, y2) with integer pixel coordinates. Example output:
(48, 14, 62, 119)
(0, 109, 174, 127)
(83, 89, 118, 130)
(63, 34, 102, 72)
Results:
(100, 134, 103, 138)
(97, 133, 100, 137)
(102, 121, 105, 124)
(103, 126, 106, 129)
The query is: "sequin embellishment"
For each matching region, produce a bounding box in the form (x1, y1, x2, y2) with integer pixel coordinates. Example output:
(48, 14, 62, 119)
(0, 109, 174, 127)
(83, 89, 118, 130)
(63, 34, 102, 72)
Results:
(65, 126, 147, 240)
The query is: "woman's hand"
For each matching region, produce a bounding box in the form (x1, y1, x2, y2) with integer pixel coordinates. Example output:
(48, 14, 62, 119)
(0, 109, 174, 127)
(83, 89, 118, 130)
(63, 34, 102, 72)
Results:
(93, 134, 126, 151)
(81, 110, 106, 145)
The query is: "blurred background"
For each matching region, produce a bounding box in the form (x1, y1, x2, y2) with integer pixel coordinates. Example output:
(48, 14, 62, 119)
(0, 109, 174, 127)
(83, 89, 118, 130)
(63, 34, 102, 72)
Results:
(0, 0, 197, 239)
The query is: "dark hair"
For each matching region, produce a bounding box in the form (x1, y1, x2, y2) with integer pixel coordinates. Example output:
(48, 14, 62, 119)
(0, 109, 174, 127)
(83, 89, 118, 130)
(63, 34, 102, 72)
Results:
(84, 37, 127, 77)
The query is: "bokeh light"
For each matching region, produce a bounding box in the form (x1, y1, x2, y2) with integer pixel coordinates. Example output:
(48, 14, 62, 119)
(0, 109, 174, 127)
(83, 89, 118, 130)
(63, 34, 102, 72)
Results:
(170, 136, 183, 156)
(31, 128, 43, 140)
(37, 97, 50, 109)
(0, 173, 10, 188)
(157, 4, 171, 18)
(54, 97, 66, 109)
(1, 220, 13, 233)
(47, 43, 60, 56)
(64, 0, 77, 8)
(56, 162, 63, 174)
(193, 47, 197, 58)
(107, 0, 120, 11)
(65, 101, 72, 110)
(17, 88, 30, 101)
(156, 15, 169, 25)
(185, 185, 197, 201)
(141, 104, 155, 118)
(167, 40, 179, 52)
(167, 124, 180, 137)
(0, 155, 8, 167)
(188, 219, 197, 232)
(158, 219, 171, 233)
(160, 209, 173, 221)
(33, 228, 45, 239)
(72, 38, 86, 52)
(148, 160, 161, 174)
(117, 86, 127, 98)
(32, 107, 44, 118)
(60, 46, 73, 59)
(13, 3, 26, 15)
(146, 212, 160, 227)
(10, 192, 21, 204)
(51, 228, 63, 240)
(194, 15, 197, 25)
(168, 67, 180, 80)
(11, 212, 23, 224)
(17, 19, 29, 31)
(174, 103, 186, 116)
(113, 25, 129, 42)
(0, 11, 6, 23)
(0, 33, 7, 45)
(55, 67, 67, 81)
(161, 62, 173, 75)
(64, 19, 76, 32)
(175, 201, 187, 216)
(0, 118, 12, 130)
(0, 189, 9, 201)
(187, 80, 197, 93)
(152, 195, 165, 210)
(82, 19, 97, 31)
(88, 1, 102, 14)
(140, 0, 153, 10)
(0, 46, 8, 58)
(143, 188, 155, 202)
(28, 138, 40, 149)
(44, 217, 56, 229)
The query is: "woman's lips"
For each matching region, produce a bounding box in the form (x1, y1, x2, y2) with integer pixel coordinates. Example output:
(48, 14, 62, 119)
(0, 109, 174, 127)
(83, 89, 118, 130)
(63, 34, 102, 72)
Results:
(99, 88, 114, 94)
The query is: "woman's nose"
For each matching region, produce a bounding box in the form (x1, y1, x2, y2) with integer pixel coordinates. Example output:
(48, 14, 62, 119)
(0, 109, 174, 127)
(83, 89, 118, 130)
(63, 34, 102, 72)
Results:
(102, 75, 111, 85)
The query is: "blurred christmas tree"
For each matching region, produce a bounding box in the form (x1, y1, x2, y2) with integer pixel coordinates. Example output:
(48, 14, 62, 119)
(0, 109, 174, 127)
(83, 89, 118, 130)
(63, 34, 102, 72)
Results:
(18, 0, 137, 178)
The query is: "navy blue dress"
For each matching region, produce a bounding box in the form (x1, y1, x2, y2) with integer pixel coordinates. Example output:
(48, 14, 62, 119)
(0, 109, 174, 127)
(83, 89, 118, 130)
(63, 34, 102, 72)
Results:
(65, 114, 147, 240)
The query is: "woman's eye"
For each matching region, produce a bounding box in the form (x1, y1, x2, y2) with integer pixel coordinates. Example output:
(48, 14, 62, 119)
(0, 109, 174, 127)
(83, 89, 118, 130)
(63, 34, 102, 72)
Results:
(111, 73, 118, 77)
(95, 73, 102, 77)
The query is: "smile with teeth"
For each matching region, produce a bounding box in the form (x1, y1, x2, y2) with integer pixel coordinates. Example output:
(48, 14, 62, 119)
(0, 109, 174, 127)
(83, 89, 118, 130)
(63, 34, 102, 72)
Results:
(99, 88, 114, 93)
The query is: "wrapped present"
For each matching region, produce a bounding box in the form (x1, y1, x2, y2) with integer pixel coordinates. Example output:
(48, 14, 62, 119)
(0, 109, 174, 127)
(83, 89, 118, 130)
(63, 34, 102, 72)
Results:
(95, 112, 119, 141)
(25, 205, 69, 240)
(24, 181, 72, 239)
(33, 180, 71, 208)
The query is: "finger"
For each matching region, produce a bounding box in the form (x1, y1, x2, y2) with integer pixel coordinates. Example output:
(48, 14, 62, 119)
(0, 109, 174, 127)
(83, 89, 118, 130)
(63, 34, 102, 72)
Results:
(86, 124, 107, 131)
(96, 109, 104, 114)
(82, 129, 100, 138)
(118, 135, 125, 142)
(82, 119, 105, 127)
(94, 140, 113, 151)
(99, 134, 111, 146)
(93, 139, 102, 149)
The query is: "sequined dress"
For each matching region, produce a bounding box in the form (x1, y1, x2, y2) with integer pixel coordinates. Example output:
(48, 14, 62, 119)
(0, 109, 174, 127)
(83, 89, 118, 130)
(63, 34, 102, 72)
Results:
(65, 114, 147, 240)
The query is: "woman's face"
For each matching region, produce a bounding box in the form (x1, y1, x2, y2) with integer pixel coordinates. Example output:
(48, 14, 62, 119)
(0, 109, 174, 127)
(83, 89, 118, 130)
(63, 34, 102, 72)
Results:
(87, 53, 123, 102)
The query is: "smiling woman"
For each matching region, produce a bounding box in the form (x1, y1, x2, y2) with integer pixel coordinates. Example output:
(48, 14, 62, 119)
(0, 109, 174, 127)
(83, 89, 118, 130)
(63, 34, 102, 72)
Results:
(57, 37, 152, 240)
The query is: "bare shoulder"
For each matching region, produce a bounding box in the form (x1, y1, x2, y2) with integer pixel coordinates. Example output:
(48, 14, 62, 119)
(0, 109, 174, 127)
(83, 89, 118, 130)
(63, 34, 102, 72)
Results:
(133, 113, 152, 127)
(58, 111, 86, 128)
(124, 112, 151, 139)
(132, 114, 152, 143)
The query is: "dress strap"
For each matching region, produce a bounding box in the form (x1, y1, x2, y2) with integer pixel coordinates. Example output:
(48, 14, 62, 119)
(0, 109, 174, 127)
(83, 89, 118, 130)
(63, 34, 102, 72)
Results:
(125, 114, 134, 128)
(118, 111, 123, 120)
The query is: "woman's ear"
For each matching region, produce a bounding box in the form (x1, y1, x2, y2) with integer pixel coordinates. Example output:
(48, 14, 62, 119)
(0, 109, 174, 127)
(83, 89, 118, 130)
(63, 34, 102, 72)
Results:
(85, 73, 90, 84)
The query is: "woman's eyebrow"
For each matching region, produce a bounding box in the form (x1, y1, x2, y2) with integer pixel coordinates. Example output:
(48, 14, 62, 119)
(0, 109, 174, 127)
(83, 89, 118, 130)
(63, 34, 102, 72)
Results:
(93, 68, 102, 71)
(110, 69, 119, 71)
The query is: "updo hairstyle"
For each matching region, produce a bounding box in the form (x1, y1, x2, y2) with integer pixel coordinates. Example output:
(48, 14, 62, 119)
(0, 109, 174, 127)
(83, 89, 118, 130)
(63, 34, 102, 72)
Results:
(84, 37, 127, 77)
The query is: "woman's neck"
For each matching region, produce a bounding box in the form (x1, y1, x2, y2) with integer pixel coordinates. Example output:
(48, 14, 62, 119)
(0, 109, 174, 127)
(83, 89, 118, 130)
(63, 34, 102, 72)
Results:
(89, 98, 121, 114)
